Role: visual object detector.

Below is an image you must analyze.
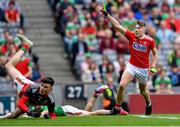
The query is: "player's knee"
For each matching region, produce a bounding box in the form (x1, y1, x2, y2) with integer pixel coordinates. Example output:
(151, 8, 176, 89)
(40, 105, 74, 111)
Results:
(119, 82, 126, 89)
(5, 62, 11, 70)
(5, 61, 13, 72)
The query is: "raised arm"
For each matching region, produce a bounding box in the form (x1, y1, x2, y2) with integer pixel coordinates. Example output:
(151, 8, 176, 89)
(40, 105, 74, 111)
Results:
(100, 8, 126, 35)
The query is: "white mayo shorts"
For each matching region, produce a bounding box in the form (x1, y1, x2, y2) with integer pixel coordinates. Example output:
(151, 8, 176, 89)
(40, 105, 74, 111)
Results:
(14, 74, 36, 94)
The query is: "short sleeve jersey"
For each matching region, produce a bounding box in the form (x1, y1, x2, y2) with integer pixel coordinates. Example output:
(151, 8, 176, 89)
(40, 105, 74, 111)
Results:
(125, 30, 156, 68)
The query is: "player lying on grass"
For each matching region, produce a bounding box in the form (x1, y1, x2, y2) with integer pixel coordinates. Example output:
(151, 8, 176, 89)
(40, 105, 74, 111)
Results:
(0, 34, 56, 119)
(26, 85, 127, 118)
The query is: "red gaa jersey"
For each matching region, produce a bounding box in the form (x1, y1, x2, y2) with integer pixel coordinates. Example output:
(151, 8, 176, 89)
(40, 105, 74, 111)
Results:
(16, 58, 31, 77)
(125, 30, 155, 68)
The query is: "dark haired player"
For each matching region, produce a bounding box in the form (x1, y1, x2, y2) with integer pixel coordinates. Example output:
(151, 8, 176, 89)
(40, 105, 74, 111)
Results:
(1, 34, 56, 119)
(100, 7, 158, 115)
(25, 85, 125, 118)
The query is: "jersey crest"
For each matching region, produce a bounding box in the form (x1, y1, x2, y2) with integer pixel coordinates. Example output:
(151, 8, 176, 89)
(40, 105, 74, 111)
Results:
(133, 42, 147, 52)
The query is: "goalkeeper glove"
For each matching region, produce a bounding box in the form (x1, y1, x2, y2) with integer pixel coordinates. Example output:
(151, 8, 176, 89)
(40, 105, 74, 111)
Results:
(44, 114, 51, 119)
(27, 110, 40, 118)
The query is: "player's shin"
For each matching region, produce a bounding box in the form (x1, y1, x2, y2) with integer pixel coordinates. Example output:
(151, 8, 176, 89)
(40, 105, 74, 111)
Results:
(116, 86, 125, 105)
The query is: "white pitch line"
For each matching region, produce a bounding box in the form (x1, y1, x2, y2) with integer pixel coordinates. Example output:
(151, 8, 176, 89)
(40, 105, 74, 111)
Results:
(131, 115, 180, 120)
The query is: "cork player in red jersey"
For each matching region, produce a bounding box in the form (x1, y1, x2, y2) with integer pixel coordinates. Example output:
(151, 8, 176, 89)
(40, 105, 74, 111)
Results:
(100, 7, 157, 115)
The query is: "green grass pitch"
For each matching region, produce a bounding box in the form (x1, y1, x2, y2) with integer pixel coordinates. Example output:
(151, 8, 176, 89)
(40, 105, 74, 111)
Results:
(1, 115, 180, 126)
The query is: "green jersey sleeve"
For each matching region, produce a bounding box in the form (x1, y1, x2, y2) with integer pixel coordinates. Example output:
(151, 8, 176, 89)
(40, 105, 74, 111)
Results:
(41, 106, 66, 116)
(55, 106, 66, 116)
(41, 106, 48, 111)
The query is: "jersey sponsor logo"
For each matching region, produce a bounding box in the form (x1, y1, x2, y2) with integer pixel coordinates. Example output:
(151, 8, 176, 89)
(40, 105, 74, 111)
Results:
(133, 42, 147, 52)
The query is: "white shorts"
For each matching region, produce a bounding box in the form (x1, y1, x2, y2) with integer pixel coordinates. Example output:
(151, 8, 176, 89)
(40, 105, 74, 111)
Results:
(125, 63, 149, 84)
(61, 105, 89, 116)
(14, 74, 36, 95)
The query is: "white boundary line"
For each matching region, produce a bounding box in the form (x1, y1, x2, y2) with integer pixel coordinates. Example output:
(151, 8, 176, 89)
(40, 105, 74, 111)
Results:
(131, 115, 180, 120)
(3, 126, 180, 127)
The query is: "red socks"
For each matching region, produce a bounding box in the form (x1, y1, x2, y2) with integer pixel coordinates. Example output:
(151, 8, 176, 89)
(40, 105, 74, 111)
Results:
(115, 104, 121, 108)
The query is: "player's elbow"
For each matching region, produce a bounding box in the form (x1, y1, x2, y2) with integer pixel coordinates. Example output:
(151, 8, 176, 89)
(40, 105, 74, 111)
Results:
(153, 53, 158, 59)
(5, 62, 11, 71)
(153, 50, 157, 55)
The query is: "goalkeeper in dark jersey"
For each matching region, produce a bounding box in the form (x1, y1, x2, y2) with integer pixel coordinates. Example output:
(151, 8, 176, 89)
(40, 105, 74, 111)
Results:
(0, 34, 56, 119)
(29, 85, 125, 118)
